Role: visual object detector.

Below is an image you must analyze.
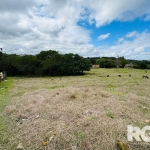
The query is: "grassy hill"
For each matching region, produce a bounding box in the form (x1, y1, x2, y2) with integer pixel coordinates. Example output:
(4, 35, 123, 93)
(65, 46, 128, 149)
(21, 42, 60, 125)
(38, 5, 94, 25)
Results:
(1, 69, 150, 149)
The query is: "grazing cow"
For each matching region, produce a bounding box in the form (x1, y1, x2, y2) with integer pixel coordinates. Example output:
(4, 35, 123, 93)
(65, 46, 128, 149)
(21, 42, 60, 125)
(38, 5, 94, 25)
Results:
(142, 75, 149, 79)
(129, 74, 131, 77)
(118, 75, 121, 77)
(107, 75, 109, 77)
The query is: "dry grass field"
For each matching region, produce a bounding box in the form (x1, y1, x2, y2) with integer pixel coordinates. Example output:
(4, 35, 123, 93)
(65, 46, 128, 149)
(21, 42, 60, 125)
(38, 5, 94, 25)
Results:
(1, 68, 150, 150)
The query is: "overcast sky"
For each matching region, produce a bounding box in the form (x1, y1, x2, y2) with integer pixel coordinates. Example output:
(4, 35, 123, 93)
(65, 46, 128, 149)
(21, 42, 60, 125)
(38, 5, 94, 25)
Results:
(0, 0, 150, 60)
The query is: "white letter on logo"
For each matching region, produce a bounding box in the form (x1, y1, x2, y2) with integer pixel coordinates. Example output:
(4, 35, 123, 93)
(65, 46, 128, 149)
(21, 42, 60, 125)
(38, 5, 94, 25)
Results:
(127, 125, 142, 142)
(141, 126, 150, 142)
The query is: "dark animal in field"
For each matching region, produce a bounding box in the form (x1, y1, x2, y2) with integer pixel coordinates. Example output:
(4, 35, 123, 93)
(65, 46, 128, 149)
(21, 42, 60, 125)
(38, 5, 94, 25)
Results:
(142, 75, 149, 79)
(118, 75, 121, 77)
(129, 74, 131, 77)
(107, 75, 109, 77)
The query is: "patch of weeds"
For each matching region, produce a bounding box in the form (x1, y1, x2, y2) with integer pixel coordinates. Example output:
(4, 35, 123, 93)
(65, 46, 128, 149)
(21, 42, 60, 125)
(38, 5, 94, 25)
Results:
(138, 92, 145, 96)
(50, 85, 64, 89)
(133, 121, 144, 128)
(12, 91, 25, 97)
(76, 132, 87, 142)
(70, 94, 76, 99)
(119, 98, 127, 102)
(142, 106, 149, 114)
(116, 69, 129, 73)
(74, 132, 87, 148)
(0, 136, 9, 144)
(0, 86, 8, 90)
(0, 78, 13, 110)
(100, 92, 110, 98)
(108, 91, 125, 97)
(106, 112, 114, 118)
(90, 116, 95, 120)
(107, 83, 115, 88)
(0, 78, 14, 145)
(139, 102, 149, 113)
(104, 108, 114, 119)
(139, 101, 148, 107)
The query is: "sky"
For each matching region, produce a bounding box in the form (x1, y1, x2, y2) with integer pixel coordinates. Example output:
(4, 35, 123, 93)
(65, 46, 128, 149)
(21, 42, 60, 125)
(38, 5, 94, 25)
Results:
(0, 0, 150, 60)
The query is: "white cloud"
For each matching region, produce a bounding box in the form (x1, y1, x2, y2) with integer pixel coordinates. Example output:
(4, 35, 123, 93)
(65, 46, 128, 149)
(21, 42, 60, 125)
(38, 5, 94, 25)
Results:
(126, 31, 139, 38)
(0, 0, 38, 12)
(0, 0, 150, 60)
(94, 31, 150, 60)
(98, 33, 110, 41)
(118, 38, 124, 43)
(134, 47, 144, 53)
(144, 15, 150, 21)
(85, 0, 150, 27)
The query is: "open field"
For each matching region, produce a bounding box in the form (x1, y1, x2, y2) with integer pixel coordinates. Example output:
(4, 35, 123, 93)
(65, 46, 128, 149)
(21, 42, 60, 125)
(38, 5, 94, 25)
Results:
(1, 68, 150, 150)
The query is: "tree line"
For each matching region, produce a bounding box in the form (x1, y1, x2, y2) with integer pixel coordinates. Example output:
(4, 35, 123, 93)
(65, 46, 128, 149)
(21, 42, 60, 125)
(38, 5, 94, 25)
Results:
(0, 50, 149, 77)
(0, 50, 91, 76)
(88, 57, 150, 69)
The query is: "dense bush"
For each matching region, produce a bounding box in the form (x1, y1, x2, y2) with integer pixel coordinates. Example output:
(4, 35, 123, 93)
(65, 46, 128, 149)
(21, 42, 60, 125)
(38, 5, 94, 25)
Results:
(0, 50, 92, 76)
(88, 57, 150, 69)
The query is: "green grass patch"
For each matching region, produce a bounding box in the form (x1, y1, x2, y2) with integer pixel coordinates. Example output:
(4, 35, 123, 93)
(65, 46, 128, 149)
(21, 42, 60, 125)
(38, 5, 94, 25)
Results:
(104, 108, 114, 119)
(0, 78, 14, 145)
(107, 83, 114, 88)
(49, 85, 65, 89)
(76, 132, 87, 142)
(12, 91, 25, 97)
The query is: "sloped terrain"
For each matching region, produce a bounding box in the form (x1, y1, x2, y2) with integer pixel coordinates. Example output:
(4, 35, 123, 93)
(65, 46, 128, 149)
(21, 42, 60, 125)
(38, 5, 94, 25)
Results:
(1, 69, 150, 149)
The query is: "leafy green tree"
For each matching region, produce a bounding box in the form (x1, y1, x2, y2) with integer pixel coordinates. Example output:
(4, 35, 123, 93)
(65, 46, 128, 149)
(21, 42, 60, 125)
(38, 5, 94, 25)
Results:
(41, 53, 63, 75)
(36, 50, 59, 61)
(79, 58, 91, 73)
(61, 53, 78, 75)
(0, 50, 91, 76)
(140, 62, 147, 69)
(96, 58, 106, 68)
(60, 53, 91, 75)
(96, 58, 116, 68)
(119, 57, 130, 68)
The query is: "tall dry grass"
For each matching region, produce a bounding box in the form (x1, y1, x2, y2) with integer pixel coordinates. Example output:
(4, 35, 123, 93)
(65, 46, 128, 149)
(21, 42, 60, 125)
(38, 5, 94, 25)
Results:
(3, 69, 150, 149)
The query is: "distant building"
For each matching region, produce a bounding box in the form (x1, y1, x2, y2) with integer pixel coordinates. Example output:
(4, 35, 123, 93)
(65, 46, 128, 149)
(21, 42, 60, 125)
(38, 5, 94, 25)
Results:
(124, 63, 133, 69)
(92, 64, 100, 69)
